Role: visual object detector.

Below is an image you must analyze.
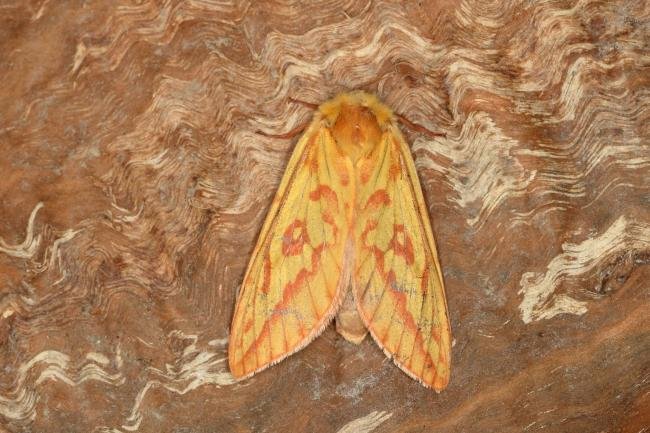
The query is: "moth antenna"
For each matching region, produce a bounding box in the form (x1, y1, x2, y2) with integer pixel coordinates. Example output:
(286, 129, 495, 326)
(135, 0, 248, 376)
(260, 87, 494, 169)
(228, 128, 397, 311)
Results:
(395, 113, 446, 139)
(254, 96, 319, 139)
(288, 97, 319, 110)
(255, 122, 308, 139)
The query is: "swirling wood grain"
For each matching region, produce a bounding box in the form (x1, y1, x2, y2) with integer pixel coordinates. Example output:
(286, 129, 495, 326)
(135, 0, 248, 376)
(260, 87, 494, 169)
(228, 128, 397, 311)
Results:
(0, 1, 648, 432)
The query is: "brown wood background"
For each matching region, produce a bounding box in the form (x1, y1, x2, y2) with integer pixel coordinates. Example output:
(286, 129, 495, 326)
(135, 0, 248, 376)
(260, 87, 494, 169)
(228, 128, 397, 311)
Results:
(1, 1, 649, 432)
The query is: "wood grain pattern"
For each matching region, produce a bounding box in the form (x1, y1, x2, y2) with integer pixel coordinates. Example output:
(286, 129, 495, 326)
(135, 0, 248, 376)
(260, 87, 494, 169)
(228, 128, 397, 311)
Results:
(0, 1, 648, 432)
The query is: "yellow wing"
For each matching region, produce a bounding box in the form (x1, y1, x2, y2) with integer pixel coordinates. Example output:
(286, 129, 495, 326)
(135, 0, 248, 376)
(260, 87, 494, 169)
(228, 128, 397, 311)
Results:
(353, 127, 451, 391)
(229, 118, 353, 378)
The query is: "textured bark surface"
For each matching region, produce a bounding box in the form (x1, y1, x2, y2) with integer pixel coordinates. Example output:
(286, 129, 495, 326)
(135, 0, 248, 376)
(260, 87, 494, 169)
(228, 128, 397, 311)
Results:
(0, 1, 649, 432)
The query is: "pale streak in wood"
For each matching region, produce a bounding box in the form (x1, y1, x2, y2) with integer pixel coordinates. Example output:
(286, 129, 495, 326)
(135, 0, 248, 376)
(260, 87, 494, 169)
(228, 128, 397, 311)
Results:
(0, 0, 648, 432)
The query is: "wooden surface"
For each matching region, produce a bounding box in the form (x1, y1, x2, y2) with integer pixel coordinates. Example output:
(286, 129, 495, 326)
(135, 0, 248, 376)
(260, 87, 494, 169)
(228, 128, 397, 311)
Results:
(1, 1, 649, 432)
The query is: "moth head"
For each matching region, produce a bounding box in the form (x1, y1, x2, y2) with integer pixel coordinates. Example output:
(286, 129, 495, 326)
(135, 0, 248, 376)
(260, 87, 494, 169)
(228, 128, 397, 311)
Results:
(319, 91, 394, 162)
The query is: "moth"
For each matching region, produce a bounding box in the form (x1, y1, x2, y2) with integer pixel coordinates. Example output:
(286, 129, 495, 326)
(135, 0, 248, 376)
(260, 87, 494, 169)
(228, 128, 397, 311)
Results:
(229, 91, 451, 391)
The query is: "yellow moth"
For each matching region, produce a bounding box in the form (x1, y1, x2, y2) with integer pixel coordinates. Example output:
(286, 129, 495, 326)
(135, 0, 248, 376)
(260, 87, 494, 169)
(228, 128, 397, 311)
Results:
(229, 91, 451, 391)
